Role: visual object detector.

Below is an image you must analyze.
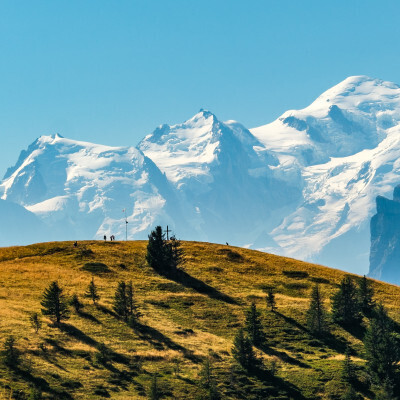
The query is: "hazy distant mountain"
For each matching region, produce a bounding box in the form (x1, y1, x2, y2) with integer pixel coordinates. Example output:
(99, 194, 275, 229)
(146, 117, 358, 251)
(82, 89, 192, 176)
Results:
(3, 76, 400, 277)
(0, 199, 46, 245)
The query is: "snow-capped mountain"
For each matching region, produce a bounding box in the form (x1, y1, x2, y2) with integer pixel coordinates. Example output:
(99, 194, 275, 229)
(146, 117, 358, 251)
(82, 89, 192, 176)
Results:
(251, 76, 400, 274)
(3, 75, 400, 277)
(0, 134, 187, 241)
(138, 110, 299, 244)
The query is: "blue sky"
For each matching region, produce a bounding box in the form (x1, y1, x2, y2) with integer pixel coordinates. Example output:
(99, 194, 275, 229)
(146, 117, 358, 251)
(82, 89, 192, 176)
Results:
(1, 0, 400, 176)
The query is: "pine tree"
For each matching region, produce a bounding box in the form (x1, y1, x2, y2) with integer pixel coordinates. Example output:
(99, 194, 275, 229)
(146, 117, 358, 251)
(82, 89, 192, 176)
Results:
(341, 346, 355, 384)
(146, 226, 167, 272)
(232, 329, 257, 371)
(373, 377, 396, 400)
(85, 277, 100, 304)
(244, 302, 266, 346)
(113, 281, 140, 323)
(358, 275, 375, 317)
(126, 281, 141, 325)
(3, 336, 19, 368)
(341, 385, 358, 400)
(364, 304, 399, 383)
(266, 288, 276, 312)
(70, 293, 83, 313)
(199, 358, 220, 400)
(146, 226, 183, 275)
(306, 284, 328, 334)
(29, 312, 42, 333)
(113, 281, 129, 321)
(149, 374, 160, 400)
(41, 281, 70, 324)
(28, 386, 42, 400)
(331, 276, 361, 326)
(168, 237, 184, 270)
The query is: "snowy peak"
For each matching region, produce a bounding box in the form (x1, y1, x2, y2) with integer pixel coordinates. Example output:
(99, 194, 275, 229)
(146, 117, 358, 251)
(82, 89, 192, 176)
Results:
(139, 110, 230, 183)
(307, 75, 400, 116)
(251, 76, 400, 168)
(0, 134, 186, 241)
(1, 135, 148, 206)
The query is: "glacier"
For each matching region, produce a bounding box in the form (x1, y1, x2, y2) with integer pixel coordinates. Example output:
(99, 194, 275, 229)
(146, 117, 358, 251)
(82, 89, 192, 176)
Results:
(2, 75, 400, 276)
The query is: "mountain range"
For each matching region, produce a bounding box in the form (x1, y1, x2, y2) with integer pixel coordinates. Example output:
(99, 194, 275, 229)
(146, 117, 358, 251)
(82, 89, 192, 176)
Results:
(2, 75, 400, 278)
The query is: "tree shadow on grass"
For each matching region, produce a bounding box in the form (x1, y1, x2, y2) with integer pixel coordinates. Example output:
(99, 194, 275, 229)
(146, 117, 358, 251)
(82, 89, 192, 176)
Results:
(77, 310, 102, 324)
(253, 366, 308, 400)
(311, 331, 349, 354)
(134, 321, 201, 363)
(106, 370, 134, 391)
(159, 268, 238, 305)
(59, 322, 130, 366)
(96, 304, 119, 318)
(274, 311, 309, 333)
(59, 323, 98, 347)
(228, 364, 306, 400)
(258, 344, 311, 369)
(44, 338, 73, 356)
(14, 367, 73, 399)
(274, 310, 350, 355)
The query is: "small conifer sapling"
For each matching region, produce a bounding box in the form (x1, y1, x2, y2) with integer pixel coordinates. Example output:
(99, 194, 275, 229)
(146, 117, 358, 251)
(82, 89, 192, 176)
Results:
(341, 346, 355, 384)
(244, 302, 266, 346)
(266, 288, 276, 312)
(149, 374, 160, 400)
(199, 358, 220, 400)
(85, 277, 100, 305)
(3, 336, 19, 368)
(29, 312, 42, 333)
(71, 293, 83, 313)
(232, 329, 258, 371)
(306, 284, 328, 335)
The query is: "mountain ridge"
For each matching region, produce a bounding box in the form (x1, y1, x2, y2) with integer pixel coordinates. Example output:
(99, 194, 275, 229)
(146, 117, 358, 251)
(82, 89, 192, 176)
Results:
(2, 75, 400, 279)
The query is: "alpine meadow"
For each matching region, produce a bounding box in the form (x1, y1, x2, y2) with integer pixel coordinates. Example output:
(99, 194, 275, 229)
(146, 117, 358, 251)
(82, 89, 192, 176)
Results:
(0, 235, 399, 399)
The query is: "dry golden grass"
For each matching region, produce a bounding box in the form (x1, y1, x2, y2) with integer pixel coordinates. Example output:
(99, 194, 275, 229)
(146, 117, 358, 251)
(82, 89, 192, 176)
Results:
(0, 240, 397, 399)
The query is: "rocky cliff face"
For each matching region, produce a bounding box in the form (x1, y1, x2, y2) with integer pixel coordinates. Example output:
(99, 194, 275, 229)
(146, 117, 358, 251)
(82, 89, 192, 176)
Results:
(369, 185, 400, 283)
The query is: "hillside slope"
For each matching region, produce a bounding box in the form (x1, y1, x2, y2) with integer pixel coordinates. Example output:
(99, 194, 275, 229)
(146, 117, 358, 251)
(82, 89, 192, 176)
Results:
(0, 241, 398, 399)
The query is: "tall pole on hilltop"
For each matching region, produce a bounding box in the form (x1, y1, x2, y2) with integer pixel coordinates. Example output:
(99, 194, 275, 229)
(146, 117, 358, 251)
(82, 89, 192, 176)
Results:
(165, 225, 170, 240)
(123, 209, 128, 241)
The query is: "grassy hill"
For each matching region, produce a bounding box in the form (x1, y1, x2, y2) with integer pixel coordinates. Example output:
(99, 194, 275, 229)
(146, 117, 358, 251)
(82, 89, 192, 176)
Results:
(0, 240, 398, 399)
